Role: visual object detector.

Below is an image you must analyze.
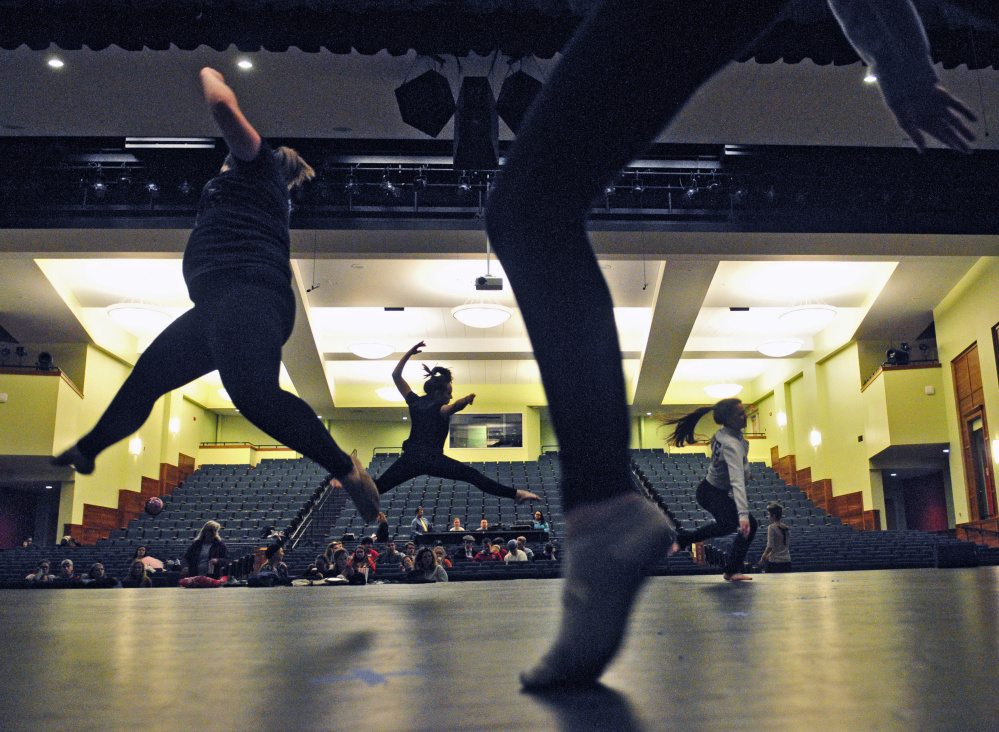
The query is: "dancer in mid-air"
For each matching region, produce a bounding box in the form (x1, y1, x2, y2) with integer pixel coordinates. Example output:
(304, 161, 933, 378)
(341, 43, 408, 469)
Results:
(53, 67, 381, 523)
(485, 0, 975, 689)
(667, 399, 756, 581)
(375, 342, 540, 505)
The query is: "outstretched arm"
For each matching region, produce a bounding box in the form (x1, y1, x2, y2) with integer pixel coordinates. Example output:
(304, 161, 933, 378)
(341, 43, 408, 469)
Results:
(441, 393, 475, 418)
(200, 67, 262, 162)
(393, 341, 425, 399)
(827, 0, 976, 153)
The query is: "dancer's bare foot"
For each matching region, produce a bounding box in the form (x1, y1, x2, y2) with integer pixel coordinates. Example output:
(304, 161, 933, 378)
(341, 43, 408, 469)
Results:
(515, 489, 540, 504)
(52, 445, 95, 475)
(339, 452, 380, 523)
(520, 492, 675, 690)
(723, 573, 752, 582)
(667, 541, 680, 557)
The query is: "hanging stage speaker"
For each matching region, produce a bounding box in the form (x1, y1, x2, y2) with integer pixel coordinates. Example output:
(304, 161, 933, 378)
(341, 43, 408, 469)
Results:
(395, 70, 456, 138)
(497, 70, 542, 133)
(453, 77, 498, 170)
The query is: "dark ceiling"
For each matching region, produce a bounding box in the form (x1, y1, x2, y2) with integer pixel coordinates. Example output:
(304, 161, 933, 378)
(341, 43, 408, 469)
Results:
(2, 0, 997, 67)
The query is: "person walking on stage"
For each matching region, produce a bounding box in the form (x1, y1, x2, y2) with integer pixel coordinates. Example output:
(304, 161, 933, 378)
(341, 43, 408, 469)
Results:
(484, 0, 975, 690)
(668, 399, 756, 582)
(374, 341, 540, 505)
(760, 502, 793, 573)
(53, 67, 380, 523)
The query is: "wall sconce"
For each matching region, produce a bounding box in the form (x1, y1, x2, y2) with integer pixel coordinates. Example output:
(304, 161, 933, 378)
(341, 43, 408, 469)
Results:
(128, 437, 142, 456)
(776, 411, 787, 427)
(169, 417, 180, 434)
(809, 429, 822, 447)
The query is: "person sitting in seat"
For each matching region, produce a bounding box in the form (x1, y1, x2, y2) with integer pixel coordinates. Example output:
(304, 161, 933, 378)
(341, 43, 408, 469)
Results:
(180, 520, 228, 580)
(433, 545, 452, 569)
(82, 563, 121, 589)
(253, 543, 290, 586)
(535, 542, 558, 562)
(121, 560, 153, 588)
(504, 540, 529, 563)
(449, 517, 465, 532)
(476, 519, 489, 533)
(53, 558, 81, 587)
(25, 559, 54, 584)
(410, 506, 432, 536)
(516, 536, 535, 561)
(474, 538, 502, 562)
(452, 535, 478, 563)
(304, 554, 332, 581)
(407, 547, 449, 583)
(378, 540, 406, 568)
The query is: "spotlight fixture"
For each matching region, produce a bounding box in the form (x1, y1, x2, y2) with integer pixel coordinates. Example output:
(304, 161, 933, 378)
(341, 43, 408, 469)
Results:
(395, 69, 456, 138)
(36, 352, 53, 370)
(457, 172, 473, 194)
(452, 302, 513, 329)
(756, 339, 804, 358)
(344, 171, 360, 196)
(90, 181, 108, 198)
(413, 168, 428, 191)
(632, 175, 644, 194)
(178, 180, 193, 196)
(703, 383, 743, 399)
(684, 177, 699, 201)
(347, 342, 396, 360)
(379, 168, 399, 197)
(15, 346, 27, 365)
(0, 346, 10, 364)
(604, 184, 616, 197)
(144, 182, 159, 195)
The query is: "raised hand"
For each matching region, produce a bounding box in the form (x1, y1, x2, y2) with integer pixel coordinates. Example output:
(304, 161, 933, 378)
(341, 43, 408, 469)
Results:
(408, 341, 426, 355)
(887, 84, 977, 154)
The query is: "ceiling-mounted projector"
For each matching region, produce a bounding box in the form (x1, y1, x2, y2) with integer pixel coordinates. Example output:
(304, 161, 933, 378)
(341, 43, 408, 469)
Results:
(476, 275, 503, 291)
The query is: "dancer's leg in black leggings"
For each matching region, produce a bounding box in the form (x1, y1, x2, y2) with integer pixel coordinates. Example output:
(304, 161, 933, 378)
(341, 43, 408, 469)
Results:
(376, 452, 517, 500)
(484, 0, 789, 687)
(76, 308, 215, 460)
(486, 0, 788, 512)
(205, 283, 355, 479)
(682, 480, 758, 574)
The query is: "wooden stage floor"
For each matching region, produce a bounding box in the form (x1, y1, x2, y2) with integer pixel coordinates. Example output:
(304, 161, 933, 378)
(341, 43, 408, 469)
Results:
(2, 568, 997, 732)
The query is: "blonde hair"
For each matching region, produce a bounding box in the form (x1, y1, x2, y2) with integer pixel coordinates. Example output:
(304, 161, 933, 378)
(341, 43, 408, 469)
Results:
(222, 146, 315, 189)
(197, 520, 222, 543)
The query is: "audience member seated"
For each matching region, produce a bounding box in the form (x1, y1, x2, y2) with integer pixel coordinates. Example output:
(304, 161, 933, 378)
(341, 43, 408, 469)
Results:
(403, 541, 417, 563)
(133, 545, 164, 572)
(410, 506, 432, 536)
(304, 554, 333, 581)
(82, 563, 121, 588)
(407, 547, 449, 583)
(329, 548, 352, 581)
(504, 540, 529, 563)
(53, 558, 81, 587)
(378, 540, 406, 568)
(346, 546, 375, 585)
(493, 538, 509, 559)
(59, 535, 81, 548)
(433, 545, 452, 568)
(324, 541, 344, 564)
(359, 536, 379, 563)
(25, 559, 54, 584)
(401, 555, 415, 572)
(452, 536, 478, 563)
(476, 519, 490, 533)
(251, 543, 290, 587)
(448, 518, 465, 532)
(533, 511, 550, 532)
(121, 560, 153, 588)
(474, 539, 502, 562)
(516, 536, 535, 561)
(535, 542, 558, 562)
(180, 521, 228, 582)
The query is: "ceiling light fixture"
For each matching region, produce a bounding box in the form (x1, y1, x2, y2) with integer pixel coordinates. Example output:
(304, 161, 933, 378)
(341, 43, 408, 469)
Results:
(864, 72, 877, 83)
(703, 383, 743, 399)
(452, 302, 512, 329)
(779, 304, 837, 331)
(376, 386, 406, 402)
(105, 303, 173, 336)
(48, 58, 64, 69)
(348, 342, 396, 360)
(756, 339, 804, 358)
(237, 59, 253, 70)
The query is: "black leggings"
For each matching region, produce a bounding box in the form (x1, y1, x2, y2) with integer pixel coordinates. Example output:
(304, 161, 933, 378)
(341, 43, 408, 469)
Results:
(680, 480, 759, 576)
(484, 0, 789, 512)
(76, 281, 354, 478)
(375, 451, 517, 500)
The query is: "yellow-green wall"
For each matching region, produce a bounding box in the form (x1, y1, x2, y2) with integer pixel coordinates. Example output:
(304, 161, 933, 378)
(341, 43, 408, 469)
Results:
(934, 257, 999, 525)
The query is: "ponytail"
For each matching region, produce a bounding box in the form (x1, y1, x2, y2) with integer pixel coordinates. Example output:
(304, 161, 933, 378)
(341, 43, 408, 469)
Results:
(423, 364, 453, 396)
(663, 406, 713, 447)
